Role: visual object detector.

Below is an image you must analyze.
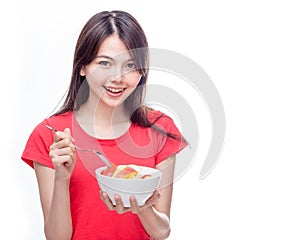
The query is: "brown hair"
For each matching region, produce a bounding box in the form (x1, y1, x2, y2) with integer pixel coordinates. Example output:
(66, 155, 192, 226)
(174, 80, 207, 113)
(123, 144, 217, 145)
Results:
(54, 10, 183, 140)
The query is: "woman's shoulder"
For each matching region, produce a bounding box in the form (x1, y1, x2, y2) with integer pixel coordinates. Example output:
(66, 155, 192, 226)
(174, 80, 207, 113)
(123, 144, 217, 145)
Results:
(47, 111, 73, 121)
(147, 108, 174, 125)
(45, 111, 74, 129)
(21, 112, 73, 168)
(31, 111, 74, 134)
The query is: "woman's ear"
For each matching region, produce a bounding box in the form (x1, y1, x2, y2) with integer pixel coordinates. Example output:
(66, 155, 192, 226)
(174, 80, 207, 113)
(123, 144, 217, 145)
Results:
(80, 67, 86, 76)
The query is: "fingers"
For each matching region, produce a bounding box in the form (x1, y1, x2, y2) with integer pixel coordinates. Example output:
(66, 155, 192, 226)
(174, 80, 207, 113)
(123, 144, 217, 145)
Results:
(54, 128, 74, 144)
(100, 191, 130, 214)
(129, 190, 162, 214)
(130, 196, 139, 214)
(50, 142, 75, 164)
(146, 189, 161, 205)
(50, 128, 74, 151)
(50, 149, 75, 167)
(100, 191, 116, 211)
(49, 128, 75, 168)
(130, 189, 161, 214)
(99, 190, 162, 214)
(114, 195, 130, 214)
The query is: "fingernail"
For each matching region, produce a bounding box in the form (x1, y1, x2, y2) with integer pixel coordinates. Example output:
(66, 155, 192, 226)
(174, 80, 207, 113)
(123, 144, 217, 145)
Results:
(114, 195, 120, 201)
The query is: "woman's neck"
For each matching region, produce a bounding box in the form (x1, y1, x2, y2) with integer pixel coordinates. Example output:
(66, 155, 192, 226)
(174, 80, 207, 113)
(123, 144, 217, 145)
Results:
(75, 100, 131, 139)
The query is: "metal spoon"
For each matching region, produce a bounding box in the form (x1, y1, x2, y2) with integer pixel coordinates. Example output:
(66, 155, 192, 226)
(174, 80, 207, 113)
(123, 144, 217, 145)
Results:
(45, 125, 113, 168)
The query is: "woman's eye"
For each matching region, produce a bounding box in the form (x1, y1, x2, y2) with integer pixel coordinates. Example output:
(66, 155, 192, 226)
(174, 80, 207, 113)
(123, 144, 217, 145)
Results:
(99, 61, 111, 67)
(126, 63, 136, 70)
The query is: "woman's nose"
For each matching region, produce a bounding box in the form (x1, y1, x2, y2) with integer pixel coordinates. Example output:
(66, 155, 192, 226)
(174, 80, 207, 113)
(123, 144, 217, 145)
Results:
(111, 68, 123, 83)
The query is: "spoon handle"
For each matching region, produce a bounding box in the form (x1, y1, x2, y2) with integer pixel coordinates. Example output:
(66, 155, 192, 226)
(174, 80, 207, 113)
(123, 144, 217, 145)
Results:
(45, 125, 57, 133)
(93, 151, 113, 168)
(45, 125, 112, 167)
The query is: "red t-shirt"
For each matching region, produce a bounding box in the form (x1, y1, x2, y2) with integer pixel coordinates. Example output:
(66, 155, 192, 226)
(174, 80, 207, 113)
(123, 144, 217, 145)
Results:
(21, 110, 187, 240)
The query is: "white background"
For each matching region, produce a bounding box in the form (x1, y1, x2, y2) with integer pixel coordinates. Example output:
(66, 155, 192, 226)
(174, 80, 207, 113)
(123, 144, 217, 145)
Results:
(1, 0, 300, 239)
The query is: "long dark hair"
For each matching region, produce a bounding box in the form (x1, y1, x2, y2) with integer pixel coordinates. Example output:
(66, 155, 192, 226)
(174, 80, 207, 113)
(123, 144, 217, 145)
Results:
(54, 10, 182, 140)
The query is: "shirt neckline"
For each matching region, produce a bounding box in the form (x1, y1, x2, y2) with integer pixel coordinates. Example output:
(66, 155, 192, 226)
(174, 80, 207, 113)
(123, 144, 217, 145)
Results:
(72, 111, 133, 145)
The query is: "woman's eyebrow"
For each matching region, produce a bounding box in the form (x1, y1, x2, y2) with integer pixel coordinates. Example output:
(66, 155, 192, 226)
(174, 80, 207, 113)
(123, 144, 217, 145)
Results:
(96, 55, 134, 62)
(96, 55, 114, 61)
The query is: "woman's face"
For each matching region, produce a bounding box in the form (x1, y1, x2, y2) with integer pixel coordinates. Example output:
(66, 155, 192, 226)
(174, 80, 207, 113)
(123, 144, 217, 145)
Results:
(80, 34, 142, 109)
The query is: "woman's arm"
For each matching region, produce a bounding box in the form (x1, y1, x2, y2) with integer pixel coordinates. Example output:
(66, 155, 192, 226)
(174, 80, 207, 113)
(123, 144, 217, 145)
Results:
(33, 128, 75, 240)
(100, 155, 176, 239)
(136, 154, 176, 240)
(34, 163, 73, 240)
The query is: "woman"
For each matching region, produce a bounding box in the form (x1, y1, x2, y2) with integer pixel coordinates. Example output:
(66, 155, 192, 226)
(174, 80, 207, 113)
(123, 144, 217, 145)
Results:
(22, 10, 187, 240)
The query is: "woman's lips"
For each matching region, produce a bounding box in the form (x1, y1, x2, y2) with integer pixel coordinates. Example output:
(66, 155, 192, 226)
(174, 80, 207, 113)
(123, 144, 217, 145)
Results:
(103, 86, 126, 97)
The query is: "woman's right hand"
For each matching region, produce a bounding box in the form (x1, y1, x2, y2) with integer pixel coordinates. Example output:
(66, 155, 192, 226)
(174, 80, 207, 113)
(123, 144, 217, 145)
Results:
(49, 128, 76, 180)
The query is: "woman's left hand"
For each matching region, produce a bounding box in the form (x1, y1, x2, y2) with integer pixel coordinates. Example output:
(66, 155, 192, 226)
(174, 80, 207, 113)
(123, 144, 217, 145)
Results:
(100, 189, 161, 214)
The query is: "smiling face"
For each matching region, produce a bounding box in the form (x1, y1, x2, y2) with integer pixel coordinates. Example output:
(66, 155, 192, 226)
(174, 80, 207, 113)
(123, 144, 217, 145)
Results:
(80, 34, 142, 109)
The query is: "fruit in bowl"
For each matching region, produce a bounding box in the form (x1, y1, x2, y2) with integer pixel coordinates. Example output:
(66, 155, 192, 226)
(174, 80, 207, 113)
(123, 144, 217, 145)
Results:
(95, 164, 162, 207)
(101, 164, 153, 179)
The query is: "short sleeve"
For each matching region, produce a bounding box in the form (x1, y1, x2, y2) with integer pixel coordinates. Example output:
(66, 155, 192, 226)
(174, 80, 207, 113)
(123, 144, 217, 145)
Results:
(21, 119, 55, 169)
(150, 111, 188, 165)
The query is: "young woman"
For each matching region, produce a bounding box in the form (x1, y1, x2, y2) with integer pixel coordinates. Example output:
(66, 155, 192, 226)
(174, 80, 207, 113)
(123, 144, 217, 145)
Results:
(22, 10, 187, 240)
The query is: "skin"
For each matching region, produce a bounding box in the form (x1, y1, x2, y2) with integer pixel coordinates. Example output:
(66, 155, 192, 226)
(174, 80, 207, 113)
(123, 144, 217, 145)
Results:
(34, 34, 175, 240)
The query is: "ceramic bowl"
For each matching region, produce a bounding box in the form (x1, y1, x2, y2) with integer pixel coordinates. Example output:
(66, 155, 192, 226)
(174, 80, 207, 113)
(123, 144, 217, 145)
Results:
(95, 165, 162, 207)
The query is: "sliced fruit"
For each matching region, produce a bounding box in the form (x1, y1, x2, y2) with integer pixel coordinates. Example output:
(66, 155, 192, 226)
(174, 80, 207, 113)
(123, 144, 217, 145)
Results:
(141, 174, 152, 179)
(101, 164, 152, 179)
(114, 166, 138, 178)
(101, 165, 117, 177)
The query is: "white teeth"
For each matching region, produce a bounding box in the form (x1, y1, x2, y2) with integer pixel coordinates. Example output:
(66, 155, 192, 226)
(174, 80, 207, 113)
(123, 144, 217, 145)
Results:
(104, 87, 125, 93)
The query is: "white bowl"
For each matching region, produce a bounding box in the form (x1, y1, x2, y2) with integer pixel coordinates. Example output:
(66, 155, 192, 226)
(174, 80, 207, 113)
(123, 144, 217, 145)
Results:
(95, 165, 162, 207)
